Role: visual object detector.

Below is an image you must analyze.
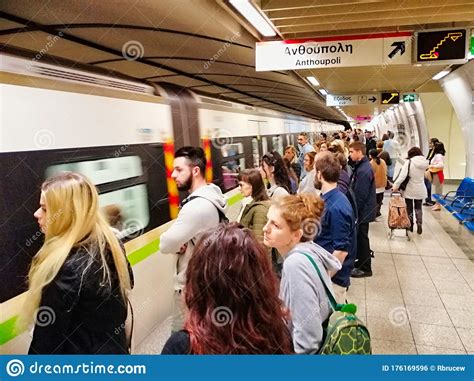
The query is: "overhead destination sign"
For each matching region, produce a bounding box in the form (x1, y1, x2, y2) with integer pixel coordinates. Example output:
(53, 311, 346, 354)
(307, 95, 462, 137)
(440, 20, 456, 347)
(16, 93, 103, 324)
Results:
(415, 28, 469, 64)
(256, 32, 412, 71)
(327, 94, 379, 107)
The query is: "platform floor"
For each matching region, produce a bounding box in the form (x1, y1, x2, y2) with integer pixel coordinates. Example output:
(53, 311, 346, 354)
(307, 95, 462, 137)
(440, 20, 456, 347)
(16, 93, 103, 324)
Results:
(348, 193, 473, 355)
(136, 189, 474, 355)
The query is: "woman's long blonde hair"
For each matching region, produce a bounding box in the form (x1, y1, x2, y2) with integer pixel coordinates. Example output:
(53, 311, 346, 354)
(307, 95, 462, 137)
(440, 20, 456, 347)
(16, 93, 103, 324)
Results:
(20, 172, 132, 328)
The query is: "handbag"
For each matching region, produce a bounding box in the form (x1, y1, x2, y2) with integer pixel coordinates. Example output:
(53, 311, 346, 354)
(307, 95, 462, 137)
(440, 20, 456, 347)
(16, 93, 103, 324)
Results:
(399, 160, 411, 191)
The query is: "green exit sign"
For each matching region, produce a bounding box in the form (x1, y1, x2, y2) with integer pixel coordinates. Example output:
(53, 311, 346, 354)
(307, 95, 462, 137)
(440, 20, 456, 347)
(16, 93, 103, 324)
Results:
(471, 36, 474, 55)
(402, 93, 418, 102)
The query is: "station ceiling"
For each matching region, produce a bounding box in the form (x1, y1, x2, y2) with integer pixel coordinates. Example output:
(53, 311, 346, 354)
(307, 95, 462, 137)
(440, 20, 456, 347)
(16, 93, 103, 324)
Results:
(259, 0, 474, 120)
(1, 0, 473, 124)
(0, 0, 340, 122)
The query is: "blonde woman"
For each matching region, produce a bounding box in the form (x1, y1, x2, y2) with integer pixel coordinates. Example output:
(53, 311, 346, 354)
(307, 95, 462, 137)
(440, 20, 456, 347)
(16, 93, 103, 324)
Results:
(23, 172, 133, 354)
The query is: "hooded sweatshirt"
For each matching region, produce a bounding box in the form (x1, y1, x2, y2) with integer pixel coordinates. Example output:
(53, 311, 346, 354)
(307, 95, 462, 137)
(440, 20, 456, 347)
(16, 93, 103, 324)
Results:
(394, 155, 429, 200)
(160, 183, 226, 290)
(279, 241, 342, 354)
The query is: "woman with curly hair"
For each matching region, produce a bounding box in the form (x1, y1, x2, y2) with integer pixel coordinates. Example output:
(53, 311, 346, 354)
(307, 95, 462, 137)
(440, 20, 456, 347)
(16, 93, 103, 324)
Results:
(162, 223, 293, 354)
(263, 194, 341, 354)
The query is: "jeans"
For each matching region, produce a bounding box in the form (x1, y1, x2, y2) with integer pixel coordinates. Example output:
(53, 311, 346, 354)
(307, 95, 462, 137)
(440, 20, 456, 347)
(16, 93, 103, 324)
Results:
(405, 198, 423, 229)
(376, 192, 384, 216)
(356, 223, 371, 272)
(424, 177, 432, 203)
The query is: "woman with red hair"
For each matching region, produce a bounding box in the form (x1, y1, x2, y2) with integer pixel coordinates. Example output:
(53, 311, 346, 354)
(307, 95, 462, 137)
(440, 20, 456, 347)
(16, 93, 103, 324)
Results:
(161, 223, 293, 354)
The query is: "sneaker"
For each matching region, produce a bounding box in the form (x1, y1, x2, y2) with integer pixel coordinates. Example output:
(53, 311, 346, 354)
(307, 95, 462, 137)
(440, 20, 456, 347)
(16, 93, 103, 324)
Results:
(431, 204, 441, 211)
(417, 224, 422, 234)
(423, 201, 435, 206)
(351, 268, 373, 278)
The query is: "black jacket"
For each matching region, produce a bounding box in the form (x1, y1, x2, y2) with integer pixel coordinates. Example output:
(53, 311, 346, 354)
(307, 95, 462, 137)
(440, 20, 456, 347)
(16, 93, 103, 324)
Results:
(366, 138, 377, 157)
(350, 157, 377, 224)
(29, 243, 133, 354)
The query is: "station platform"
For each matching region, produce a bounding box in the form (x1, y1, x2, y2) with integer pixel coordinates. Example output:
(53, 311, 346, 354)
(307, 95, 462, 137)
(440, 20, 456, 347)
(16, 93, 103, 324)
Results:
(350, 191, 473, 355)
(134, 184, 474, 355)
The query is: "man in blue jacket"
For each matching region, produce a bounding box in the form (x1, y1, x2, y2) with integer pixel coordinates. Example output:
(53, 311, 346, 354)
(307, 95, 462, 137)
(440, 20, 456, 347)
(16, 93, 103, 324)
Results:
(297, 132, 315, 180)
(313, 152, 356, 303)
(349, 141, 377, 278)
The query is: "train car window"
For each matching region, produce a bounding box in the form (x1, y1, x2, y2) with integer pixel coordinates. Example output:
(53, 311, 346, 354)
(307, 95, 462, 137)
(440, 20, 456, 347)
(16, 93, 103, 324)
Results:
(99, 184, 149, 239)
(221, 143, 244, 192)
(46, 156, 143, 186)
(46, 155, 149, 238)
(252, 138, 260, 168)
(272, 136, 283, 154)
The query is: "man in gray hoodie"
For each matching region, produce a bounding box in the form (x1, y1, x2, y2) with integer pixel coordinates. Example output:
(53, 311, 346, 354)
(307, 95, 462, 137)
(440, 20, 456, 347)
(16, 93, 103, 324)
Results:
(160, 146, 227, 332)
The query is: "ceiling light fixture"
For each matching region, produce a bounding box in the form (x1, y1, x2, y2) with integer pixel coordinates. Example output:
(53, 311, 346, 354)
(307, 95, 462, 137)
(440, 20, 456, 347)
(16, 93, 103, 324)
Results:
(229, 0, 276, 37)
(306, 76, 320, 86)
(432, 69, 451, 80)
(319, 89, 328, 96)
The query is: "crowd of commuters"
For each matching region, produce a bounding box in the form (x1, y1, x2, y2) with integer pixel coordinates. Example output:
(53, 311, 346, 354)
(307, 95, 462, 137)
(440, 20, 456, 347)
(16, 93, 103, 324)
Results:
(21, 129, 447, 355)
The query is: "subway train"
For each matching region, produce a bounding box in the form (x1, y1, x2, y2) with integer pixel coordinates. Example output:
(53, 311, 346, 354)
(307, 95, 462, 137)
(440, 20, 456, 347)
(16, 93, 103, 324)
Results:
(0, 54, 345, 353)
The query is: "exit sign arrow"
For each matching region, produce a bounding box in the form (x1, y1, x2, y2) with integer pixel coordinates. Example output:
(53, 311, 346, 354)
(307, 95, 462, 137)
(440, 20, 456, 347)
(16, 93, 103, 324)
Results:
(388, 41, 406, 58)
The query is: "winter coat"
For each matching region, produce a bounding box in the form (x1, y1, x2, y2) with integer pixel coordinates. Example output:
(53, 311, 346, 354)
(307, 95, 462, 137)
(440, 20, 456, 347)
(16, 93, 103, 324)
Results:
(370, 158, 387, 191)
(365, 138, 377, 157)
(239, 200, 270, 244)
(29, 244, 133, 354)
(337, 169, 350, 195)
(350, 157, 377, 223)
(429, 154, 444, 171)
(383, 139, 400, 178)
(394, 155, 429, 200)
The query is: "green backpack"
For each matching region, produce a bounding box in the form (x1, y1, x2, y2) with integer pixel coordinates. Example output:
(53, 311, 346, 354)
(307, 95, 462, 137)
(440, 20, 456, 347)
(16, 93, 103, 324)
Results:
(301, 252, 371, 355)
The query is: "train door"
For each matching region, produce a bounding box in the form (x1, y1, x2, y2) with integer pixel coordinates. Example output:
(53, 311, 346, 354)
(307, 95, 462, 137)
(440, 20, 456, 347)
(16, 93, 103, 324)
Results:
(156, 83, 200, 149)
(261, 137, 269, 155)
(271, 135, 284, 155)
(251, 137, 261, 168)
